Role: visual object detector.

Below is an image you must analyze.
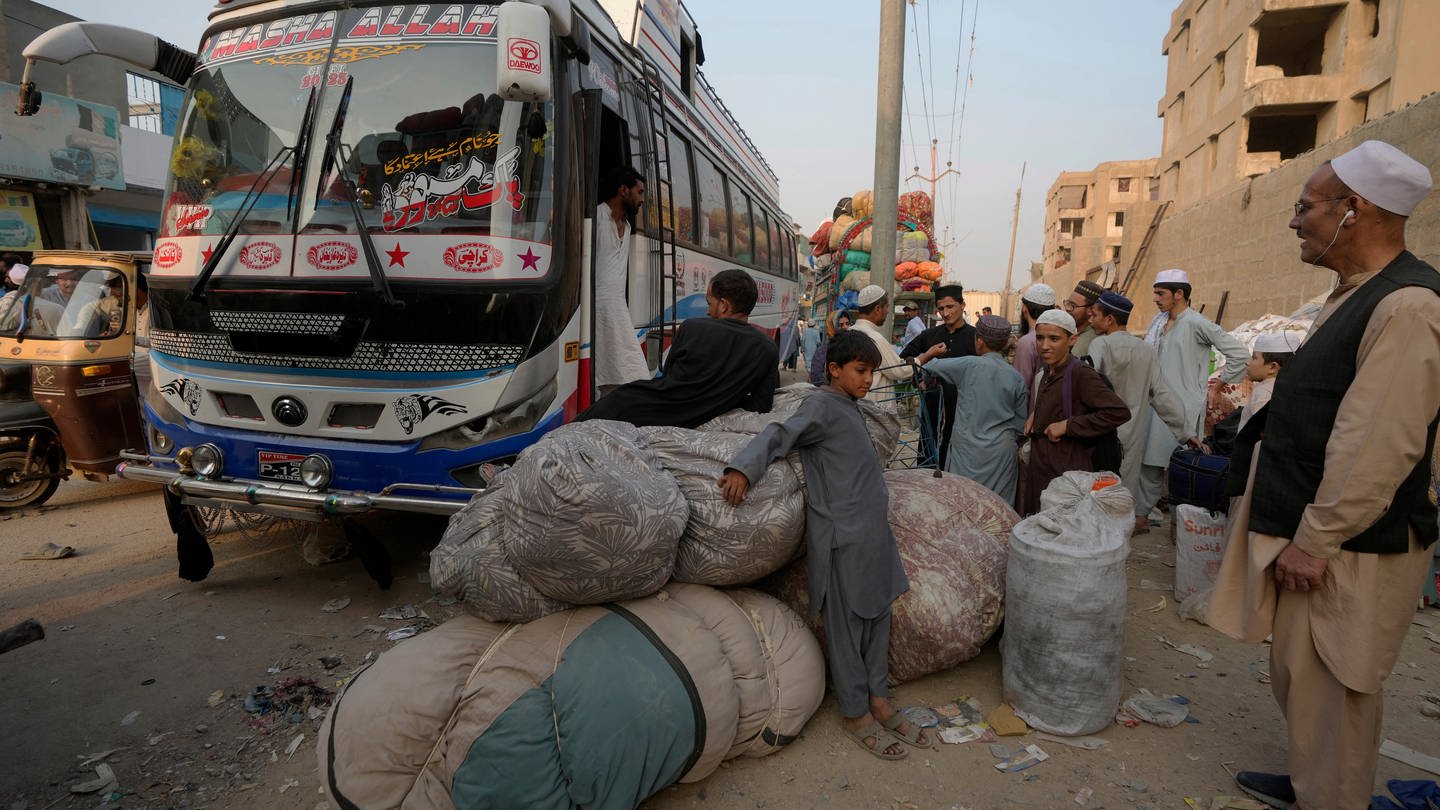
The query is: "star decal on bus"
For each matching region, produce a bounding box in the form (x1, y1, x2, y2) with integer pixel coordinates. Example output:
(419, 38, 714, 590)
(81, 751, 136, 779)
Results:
(201, 243, 214, 264)
(386, 243, 409, 268)
(518, 247, 540, 271)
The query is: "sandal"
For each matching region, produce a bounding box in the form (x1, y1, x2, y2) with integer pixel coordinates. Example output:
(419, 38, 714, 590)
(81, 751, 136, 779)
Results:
(882, 712, 935, 749)
(19, 543, 75, 561)
(843, 720, 908, 761)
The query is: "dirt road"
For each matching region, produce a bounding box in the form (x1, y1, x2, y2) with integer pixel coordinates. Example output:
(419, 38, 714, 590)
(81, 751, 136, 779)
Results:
(2, 478, 1437, 809)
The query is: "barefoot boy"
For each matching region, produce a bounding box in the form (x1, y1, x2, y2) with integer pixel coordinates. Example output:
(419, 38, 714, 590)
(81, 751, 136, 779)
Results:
(718, 331, 931, 760)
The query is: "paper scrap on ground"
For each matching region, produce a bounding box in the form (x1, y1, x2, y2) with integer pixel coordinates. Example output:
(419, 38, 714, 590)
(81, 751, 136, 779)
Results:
(994, 743, 1049, 773)
(1379, 739, 1440, 777)
(986, 702, 1029, 737)
(1159, 634, 1215, 663)
(1037, 732, 1110, 750)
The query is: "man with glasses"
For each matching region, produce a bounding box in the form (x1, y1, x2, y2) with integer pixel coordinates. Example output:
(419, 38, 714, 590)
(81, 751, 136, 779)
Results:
(1064, 279, 1106, 357)
(1209, 140, 1440, 809)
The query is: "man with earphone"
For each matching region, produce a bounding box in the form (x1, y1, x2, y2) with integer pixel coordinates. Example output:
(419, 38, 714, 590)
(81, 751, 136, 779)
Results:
(1208, 140, 1440, 810)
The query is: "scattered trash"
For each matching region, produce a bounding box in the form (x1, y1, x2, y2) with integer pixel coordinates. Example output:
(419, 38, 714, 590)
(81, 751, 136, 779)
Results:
(245, 686, 274, 715)
(993, 743, 1049, 773)
(378, 605, 426, 621)
(1036, 733, 1110, 751)
(354, 624, 386, 637)
(160, 591, 182, 601)
(321, 597, 351, 614)
(1125, 780, 1148, 793)
(938, 724, 995, 745)
(120, 710, 141, 726)
(1184, 797, 1270, 809)
(1141, 596, 1167, 614)
(985, 703, 1029, 737)
(77, 747, 126, 768)
(1246, 659, 1271, 684)
(1120, 691, 1190, 728)
(1138, 579, 1173, 591)
(140, 677, 156, 686)
(207, 689, 226, 708)
(933, 696, 986, 725)
(899, 706, 940, 728)
(1379, 739, 1440, 777)
(1178, 589, 1213, 625)
(69, 764, 118, 794)
(215, 635, 227, 641)
(19, 542, 75, 560)
(285, 733, 306, 759)
(278, 778, 301, 794)
(386, 626, 419, 641)
(147, 732, 172, 746)
(1074, 786, 1093, 805)
(320, 655, 343, 670)
(1158, 635, 1214, 664)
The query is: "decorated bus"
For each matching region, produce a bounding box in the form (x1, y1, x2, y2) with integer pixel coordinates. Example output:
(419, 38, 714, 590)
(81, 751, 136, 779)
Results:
(17, 0, 799, 528)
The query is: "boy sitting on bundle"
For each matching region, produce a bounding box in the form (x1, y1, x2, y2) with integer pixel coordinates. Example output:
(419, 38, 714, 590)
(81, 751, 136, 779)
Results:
(718, 330, 932, 761)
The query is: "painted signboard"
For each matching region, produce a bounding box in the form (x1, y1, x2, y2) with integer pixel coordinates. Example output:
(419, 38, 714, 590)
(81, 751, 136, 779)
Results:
(0, 81, 124, 190)
(0, 192, 43, 250)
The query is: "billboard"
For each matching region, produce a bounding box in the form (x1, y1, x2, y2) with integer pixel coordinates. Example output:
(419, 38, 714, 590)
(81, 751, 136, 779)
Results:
(0, 81, 124, 190)
(0, 192, 43, 251)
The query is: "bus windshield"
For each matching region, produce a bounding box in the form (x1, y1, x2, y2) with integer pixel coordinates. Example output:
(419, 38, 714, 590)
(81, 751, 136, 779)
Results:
(160, 5, 554, 252)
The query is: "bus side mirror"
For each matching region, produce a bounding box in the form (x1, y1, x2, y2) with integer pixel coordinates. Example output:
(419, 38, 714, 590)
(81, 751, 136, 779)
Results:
(496, 2, 552, 103)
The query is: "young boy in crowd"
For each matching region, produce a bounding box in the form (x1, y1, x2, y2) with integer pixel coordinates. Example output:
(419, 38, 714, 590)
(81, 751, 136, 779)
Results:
(1238, 332, 1299, 430)
(718, 330, 931, 760)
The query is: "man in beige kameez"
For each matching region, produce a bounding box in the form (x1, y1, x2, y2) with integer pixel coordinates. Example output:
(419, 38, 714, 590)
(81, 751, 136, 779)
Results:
(1209, 140, 1440, 810)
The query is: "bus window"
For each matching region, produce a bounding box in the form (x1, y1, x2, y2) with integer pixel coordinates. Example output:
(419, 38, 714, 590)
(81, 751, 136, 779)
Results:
(733, 191, 755, 264)
(695, 157, 728, 256)
(667, 132, 696, 244)
(753, 209, 771, 269)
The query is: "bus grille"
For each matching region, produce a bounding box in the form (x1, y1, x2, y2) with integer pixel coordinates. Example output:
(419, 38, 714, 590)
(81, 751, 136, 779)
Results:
(149, 330, 526, 373)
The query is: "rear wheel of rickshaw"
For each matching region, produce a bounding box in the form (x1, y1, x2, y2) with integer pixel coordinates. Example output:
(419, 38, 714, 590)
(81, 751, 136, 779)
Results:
(0, 449, 61, 510)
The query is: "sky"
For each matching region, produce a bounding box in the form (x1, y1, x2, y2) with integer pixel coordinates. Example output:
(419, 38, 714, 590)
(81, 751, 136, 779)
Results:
(42, 0, 1174, 291)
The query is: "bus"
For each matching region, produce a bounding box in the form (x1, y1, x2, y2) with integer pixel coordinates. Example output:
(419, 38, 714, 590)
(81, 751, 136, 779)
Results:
(18, 0, 800, 527)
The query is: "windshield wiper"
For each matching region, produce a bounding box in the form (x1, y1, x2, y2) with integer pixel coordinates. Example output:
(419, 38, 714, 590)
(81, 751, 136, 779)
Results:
(313, 75, 401, 310)
(189, 87, 319, 302)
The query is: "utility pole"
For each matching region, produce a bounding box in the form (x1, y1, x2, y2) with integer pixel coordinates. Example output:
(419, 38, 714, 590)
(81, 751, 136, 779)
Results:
(907, 138, 960, 221)
(872, 0, 905, 333)
(1001, 162, 1026, 319)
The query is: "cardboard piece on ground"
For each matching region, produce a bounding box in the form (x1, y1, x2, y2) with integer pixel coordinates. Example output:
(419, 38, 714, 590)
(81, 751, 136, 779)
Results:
(986, 702, 1029, 736)
(1379, 739, 1440, 777)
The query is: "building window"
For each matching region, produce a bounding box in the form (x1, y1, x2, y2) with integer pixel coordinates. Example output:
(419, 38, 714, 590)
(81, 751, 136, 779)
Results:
(126, 72, 184, 135)
(1116, 177, 1131, 193)
(1056, 185, 1087, 209)
(1216, 50, 1226, 92)
(1254, 7, 1338, 77)
(1059, 218, 1084, 238)
(1111, 245, 1123, 263)
(1364, 0, 1380, 37)
(1055, 246, 1071, 269)
(1113, 211, 1125, 229)
(1246, 112, 1320, 160)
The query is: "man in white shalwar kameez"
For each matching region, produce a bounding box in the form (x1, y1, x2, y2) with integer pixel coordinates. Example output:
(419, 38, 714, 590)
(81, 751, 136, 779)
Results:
(594, 166, 652, 394)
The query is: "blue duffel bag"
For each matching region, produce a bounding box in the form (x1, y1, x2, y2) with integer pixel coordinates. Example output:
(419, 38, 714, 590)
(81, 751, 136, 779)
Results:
(1168, 447, 1231, 513)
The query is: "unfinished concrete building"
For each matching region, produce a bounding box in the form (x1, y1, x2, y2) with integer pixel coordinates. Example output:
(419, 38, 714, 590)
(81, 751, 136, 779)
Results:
(1157, 0, 1440, 207)
(1041, 159, 1161, 278)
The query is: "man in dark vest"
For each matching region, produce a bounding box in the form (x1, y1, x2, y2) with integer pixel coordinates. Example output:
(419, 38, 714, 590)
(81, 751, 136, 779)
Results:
(1208, 140, 1440, 810)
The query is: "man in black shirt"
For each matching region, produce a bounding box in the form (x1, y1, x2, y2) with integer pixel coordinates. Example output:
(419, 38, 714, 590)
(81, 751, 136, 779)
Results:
(900, 284, 977, 468)
(578, 269, 779, 428)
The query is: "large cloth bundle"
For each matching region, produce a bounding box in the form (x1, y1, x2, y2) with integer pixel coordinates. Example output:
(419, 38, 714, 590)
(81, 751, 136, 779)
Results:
(766, 469, 1015, 683)
(641, 426, 806, 586)
(1003, 471, 1133, 736)
(898, 190, 934, 232)
(318, 584, 825, 810)
(501, 421, 688, 604)
(430, 476, 569, 622)
(698, 383, 902, 467)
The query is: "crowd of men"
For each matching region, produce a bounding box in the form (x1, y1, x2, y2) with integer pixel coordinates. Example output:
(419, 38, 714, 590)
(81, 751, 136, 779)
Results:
(585, 138, 1436, 806)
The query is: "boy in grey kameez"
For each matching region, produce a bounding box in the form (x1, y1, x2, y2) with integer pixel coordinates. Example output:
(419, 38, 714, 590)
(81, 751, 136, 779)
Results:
(720, 331, 929, 761)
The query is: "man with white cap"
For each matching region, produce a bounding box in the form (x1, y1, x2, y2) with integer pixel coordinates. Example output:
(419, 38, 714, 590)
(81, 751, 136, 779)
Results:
(1011, 283, 1056, 394)
(852, 284, 938, 408)
(1087, 290, 1191, 530)
(1137, 267, 1248, 527)
(1015, 308, 1129, 516)
(1209, 140, 1440, 810)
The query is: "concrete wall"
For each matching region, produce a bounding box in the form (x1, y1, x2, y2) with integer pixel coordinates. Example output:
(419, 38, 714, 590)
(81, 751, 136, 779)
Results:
(1128, 91, 1440, 330)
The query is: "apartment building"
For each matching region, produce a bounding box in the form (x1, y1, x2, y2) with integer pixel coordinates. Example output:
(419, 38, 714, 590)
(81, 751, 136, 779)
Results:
(1156, 0, 1440, 207)
(1040, 159, 1160, 275)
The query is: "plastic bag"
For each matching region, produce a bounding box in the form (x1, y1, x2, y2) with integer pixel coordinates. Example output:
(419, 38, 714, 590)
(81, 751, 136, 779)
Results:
(1174, 504, 1228, 602)
(1002, 472, 1133, 735)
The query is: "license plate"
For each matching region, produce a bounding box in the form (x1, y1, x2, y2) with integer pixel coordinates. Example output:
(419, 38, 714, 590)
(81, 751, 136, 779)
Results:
(257, 450, 305, 482)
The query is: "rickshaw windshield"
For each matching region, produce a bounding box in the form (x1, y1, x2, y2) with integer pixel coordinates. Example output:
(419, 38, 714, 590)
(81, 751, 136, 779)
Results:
(0, 266, 127, 340)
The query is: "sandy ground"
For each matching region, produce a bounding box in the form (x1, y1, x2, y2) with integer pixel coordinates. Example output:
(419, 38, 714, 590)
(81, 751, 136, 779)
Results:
(2, 475, 1438, 810)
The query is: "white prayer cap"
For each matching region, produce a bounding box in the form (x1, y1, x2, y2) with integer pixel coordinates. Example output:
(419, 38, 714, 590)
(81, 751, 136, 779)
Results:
(1021, 283, 1055, 307)
(1330, 140, 1432, 217)
(7, 265, 28, 286)
(1253, 331, 1301, 354)
(856, 284, 887, 307)
(1154, 268, 1190, 286)
(1035, 309, 1077, 335)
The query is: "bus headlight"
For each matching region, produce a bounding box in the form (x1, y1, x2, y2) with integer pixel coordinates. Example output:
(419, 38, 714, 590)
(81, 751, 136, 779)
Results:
(191, 443, 224, 477)
(299, 454, 333, 489)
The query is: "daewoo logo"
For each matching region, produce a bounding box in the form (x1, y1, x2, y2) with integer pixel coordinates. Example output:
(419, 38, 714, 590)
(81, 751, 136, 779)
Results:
(154, 242, 183, 268)
(307, 241, 358, 271)
(239, 241, 282, 270)
(443, 242, 504, 273)
(507, 37, 541, 74)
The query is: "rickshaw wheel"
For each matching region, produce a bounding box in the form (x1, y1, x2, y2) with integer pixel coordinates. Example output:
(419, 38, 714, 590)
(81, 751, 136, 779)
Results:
(0, 450, 61, 510)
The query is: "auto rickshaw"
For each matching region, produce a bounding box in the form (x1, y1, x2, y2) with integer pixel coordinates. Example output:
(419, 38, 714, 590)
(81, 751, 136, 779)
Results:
(0, 250, 148, 509)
